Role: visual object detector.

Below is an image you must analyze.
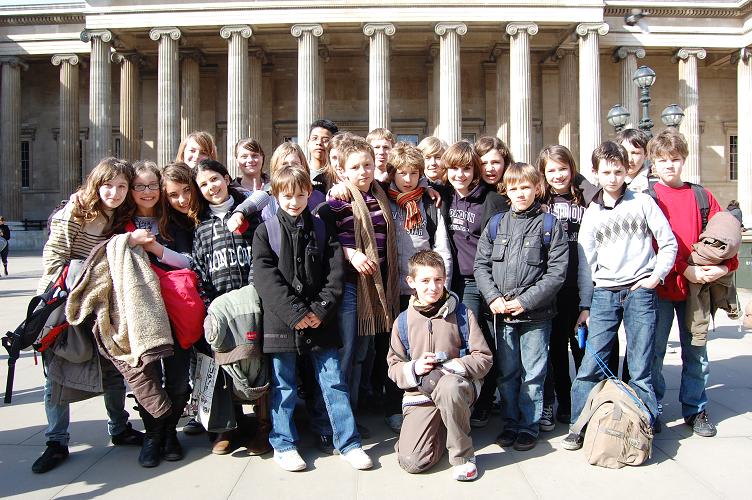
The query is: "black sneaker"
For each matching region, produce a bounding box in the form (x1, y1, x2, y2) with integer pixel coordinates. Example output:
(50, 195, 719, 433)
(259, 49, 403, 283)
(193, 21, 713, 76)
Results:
(356, 423, 371, 440)
(316, 434, 335, 455)
(513, 433, 537, 451)
(653, 415, 662, 434)
(561, 432, 583, 451)
(182, 417, 205, 435)
(685, 410, 717, 437)
(111, 422, 145, 446)
(32, 441, 69, 473)
(495, 429, 517, 448)
(556, 410, 571, 425)
(470, 408, 490, 428)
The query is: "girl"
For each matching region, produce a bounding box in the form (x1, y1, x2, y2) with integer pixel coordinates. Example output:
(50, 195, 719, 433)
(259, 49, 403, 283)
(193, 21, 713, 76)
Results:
(475, 136, 514, 191)
(537, 144, 596, 429)
(32, 158, 143, 474)
(234, 138, 267, 192)
(176, 131, 218, 169)
(191, 159, 270, 457)
(440, 141, 508, 429)
(125, 161, 194, 467)
(263, 142, 326, 219)
(417, 136, 448, 185)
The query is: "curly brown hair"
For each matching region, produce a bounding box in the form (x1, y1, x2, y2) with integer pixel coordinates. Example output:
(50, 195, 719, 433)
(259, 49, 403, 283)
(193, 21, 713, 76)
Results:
(72, 157, 135, 234)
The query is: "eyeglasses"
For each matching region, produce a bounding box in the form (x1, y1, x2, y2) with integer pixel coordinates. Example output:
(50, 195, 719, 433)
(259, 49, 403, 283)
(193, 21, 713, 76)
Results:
(132, 183, 160, 192)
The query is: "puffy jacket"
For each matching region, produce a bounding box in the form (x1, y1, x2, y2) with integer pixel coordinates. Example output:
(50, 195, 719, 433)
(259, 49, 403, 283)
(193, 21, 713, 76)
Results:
(473, 202, 569, 323)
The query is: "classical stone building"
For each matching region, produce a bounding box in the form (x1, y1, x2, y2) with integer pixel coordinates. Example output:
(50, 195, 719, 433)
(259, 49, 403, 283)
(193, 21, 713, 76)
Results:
(1, 0, 750, 225)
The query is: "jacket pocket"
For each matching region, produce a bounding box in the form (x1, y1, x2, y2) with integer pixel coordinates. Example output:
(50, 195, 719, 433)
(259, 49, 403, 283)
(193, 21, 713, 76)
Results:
(523, 236, 543, 266)
(491, 234, 510, 261)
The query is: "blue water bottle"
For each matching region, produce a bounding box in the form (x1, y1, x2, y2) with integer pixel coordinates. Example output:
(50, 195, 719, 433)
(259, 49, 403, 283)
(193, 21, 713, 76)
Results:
(577, 323, 588, 350)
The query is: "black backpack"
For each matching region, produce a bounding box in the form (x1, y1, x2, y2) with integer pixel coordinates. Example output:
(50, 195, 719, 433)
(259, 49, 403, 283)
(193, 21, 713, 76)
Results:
(647, 179, 710, 230)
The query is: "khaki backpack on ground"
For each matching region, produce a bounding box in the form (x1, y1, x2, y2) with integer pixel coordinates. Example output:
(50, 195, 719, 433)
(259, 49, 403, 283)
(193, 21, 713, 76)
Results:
(571, 379, 654, 469)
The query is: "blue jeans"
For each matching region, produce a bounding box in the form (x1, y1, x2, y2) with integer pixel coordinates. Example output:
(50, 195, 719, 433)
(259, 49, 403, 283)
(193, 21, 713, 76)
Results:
(270, 350, 361, 454)
(652, 298, 709, 418)
(43, 359, 129, 445)
(338, 282, 373, 411)
(495, 320, 551, 437)
(570, 287, 659, 424)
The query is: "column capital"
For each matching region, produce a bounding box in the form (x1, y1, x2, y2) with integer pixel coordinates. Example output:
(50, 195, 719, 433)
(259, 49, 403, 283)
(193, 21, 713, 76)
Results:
(51, 54, 80, 66)
(249, 46, 267, 63)
(732, 47, 752, 65)
(179, 49, 206, 65)
(435, 22, 467, 37)
(80, 29, 113, 43)
(0, 56, 28, 70)
(149, 27, 182, 42)
(673, 47, 707, 63)
(506, 22, 538, 37)
(111, 51, 141, 65)
(576, 23, 609, 37)
(612, 46, 646, 62)
(220, 25, 252, 40)
(291, 24, 323, 38)
(363, 23, 396, 37)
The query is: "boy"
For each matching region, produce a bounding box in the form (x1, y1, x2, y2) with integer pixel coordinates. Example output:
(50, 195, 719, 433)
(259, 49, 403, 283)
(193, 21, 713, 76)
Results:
(307, 119, 338, 192)
(366, 127, 395, 183)
(617, 128, 651, 194)
(562, 141, 677, 450)
(252, 165, 372, 471)
(416, 136, 448, 185)
(387, 250, 491, 481)
(319, 135, 400, 437)
(474, 162, 569, 451)
(648, 128, 738, 437)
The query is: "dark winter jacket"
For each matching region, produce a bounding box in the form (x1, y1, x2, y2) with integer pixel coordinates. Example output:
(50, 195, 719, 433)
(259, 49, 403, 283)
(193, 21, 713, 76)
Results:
(473, 202, 569, 323)
(192, 191, 261, 304)
(0, 223, 9, 241)
(440, 182, 509, 283)
(253, 208, 344, 354)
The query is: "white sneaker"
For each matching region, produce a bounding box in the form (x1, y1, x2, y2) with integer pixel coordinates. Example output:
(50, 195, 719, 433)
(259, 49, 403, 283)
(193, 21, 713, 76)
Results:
(540, 404, 555, 432)
(385, 414, 403, 434)
(273, 449, 307, 472)
(340, 447, 373, 470)
(452, 460, 478, 481)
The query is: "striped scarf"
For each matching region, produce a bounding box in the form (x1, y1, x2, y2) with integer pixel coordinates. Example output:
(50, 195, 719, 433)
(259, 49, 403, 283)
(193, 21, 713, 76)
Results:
(388, 186, 424, 231)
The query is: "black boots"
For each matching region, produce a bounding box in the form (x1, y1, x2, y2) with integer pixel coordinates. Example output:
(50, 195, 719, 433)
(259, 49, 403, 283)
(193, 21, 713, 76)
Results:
(31, 441, 69, 473)
(136, 404, 165, 468)
(162, 392, 189, 461)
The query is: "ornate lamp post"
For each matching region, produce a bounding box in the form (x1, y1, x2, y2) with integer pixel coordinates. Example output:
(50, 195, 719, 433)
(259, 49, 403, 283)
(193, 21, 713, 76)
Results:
(661, 103, 685, 128)
(633, 65, 657, 136)
(607, 104, 631, 132)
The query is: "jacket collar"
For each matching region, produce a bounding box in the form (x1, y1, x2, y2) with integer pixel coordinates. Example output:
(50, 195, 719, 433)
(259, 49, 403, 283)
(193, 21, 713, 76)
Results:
(510, 201, 543, 219)
(593, 185, 627, 209)
(408, 290, 460, 319)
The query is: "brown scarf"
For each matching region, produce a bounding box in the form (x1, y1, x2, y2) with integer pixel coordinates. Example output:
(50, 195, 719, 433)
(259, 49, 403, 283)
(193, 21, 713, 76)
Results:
(345, 181, 400, 336)
(387, 186, 424, 231)
(412, 290, 449, 318)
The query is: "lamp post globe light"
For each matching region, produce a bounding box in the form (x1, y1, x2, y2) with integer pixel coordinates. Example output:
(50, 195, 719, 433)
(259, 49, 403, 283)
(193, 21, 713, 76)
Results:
(633, 65, 657, 137)
(607, 104, 631, 132)
(661, 103, 685, 128)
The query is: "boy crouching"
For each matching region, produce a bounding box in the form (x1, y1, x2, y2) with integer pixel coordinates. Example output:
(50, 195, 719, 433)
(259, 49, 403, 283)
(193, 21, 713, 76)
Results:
(387, 250, 492, 481)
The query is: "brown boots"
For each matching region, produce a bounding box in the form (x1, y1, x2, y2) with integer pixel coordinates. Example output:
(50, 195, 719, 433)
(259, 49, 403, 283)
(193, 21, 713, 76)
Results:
(246, 393, 272, 456)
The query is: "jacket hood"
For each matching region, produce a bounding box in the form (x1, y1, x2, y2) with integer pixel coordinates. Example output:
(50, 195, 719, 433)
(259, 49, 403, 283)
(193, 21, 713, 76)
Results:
(408, 290, 461, 318)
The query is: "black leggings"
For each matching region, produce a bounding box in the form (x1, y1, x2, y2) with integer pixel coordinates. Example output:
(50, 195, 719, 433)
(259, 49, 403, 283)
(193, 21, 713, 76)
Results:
(543, 290, 584, 413)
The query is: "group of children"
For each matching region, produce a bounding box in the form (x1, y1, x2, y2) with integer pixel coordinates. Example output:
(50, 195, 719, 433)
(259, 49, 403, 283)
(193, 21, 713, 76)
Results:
(30, 120, 739, 481)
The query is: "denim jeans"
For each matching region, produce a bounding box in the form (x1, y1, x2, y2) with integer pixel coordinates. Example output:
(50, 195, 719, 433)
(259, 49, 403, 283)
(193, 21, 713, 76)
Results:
(43, 358, 129, 445)
(338, 282, 373, 411)
(270, 349, 361, 454)
(495, 320, 551, 437)
(652, 298, 709, 418)
(570, 287, 659, 424)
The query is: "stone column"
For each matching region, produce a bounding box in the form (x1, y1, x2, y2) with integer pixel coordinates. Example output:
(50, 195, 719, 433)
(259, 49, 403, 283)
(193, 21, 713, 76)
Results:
(317, 45, 329, 121)
(613, 46, 645, 130)
(52, 54, 81, 196)
(80, 29, 113, 166)
(220, 25, 252, 174)
(493, 44, 510, 145)
(577, 23, 609, 180)
(292, 24, 323, 153)
(111, 52, 141, 162)
(180, 51, 202, 139)
(737, 48, 752, 224)
(675, 47, 706, 184)
(427, 44, 440, 137)
(0, 57, 26, 219)
(556, 48, 578, 159)
(249, 48, 265, 141)
(435, 23, 467, 145)
(149, 27, 181, 167)
(506, 23, 537, 163)
(364, 23, 395, 132)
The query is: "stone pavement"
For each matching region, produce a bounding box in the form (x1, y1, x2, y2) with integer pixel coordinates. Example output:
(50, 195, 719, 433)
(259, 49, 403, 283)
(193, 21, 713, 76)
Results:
(1, 252, 751, 499)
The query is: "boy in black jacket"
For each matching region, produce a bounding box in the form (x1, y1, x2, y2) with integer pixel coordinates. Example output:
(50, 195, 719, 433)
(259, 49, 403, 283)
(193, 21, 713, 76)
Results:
(473, 162, 568, 451)
(252, 165, 373, 472)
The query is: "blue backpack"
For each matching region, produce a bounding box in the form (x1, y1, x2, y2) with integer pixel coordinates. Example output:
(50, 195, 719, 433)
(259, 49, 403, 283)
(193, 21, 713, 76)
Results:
(396, 302, 470, 358)
(487, 211, 556, 247)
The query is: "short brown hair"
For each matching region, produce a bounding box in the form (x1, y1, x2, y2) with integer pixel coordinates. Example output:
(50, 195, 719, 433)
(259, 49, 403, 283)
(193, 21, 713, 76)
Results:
(647, 128, 689, 161)
(615, 128, 649, 152)
(442, 141, 482, 191)
(339, 135, 375, 167)
(408, 250, 446, 278)
(387, 142, 424, 181)
(591, 141, 628, 173)
(503, 162, 541, 191)
(271, 165, 313, 197)
(366, 127, 395, 146)
(417, 136, 447, 158)
(537, 145, 583, 204)
(176, 131, 218, 163)
(474, 136, 514, 167)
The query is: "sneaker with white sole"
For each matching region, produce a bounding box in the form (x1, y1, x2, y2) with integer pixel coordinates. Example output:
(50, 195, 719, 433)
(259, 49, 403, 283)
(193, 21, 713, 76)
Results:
(539, 404, 555, 432)
(452, 459, 478, 481)
(340, 447, 373, 470)
(273, 449, 307, 472)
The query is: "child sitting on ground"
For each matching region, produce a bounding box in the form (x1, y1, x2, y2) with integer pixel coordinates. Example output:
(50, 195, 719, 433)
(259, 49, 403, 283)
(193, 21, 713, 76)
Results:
(387, 250, 492, 481)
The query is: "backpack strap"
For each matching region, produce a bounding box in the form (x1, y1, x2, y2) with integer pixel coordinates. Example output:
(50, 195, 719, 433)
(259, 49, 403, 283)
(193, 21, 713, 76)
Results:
(688, 182, 710, 231)
(570, 379, 610, 435)
(264, 217, 282, 257)
(488, 212, 504, 242)
(542, 212, 556, 247)
(422, 193, 438, 248)
(397, 310, 410, 358)
(455, 302, 470, 357)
